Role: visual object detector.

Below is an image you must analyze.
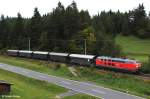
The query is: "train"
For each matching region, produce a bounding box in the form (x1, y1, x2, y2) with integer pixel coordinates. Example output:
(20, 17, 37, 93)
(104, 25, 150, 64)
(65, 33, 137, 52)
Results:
(7, 50, 141, 72)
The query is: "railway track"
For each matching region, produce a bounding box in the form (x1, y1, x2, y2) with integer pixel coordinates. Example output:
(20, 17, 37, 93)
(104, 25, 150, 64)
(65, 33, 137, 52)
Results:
(137, 73, 150, 80)
(46, 60, 150, 78)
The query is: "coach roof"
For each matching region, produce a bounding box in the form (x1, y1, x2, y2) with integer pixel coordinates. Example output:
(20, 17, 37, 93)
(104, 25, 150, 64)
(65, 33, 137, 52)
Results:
(49, 52, 69, 56)
(69, 54, 94, 59)
(7, 50, 18, 52)
(19, 50, 33, 53)
(33, 51, 49, 55)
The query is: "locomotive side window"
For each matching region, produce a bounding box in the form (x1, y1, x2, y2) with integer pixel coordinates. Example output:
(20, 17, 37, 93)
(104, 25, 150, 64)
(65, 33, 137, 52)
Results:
(108, 59, 111, 65)
(104, 59, 108, 65)
(112, 59, 125, 63)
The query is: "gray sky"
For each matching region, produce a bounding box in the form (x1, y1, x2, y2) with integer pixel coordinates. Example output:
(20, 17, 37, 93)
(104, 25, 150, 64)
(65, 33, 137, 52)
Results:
(0, 0, 149, 18)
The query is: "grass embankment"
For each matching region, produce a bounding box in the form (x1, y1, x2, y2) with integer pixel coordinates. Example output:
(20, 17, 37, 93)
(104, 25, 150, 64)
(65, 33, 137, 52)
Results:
(0, 55, 150, 99)
(0, 69, 66, 99)
(0, 57, 98, 99)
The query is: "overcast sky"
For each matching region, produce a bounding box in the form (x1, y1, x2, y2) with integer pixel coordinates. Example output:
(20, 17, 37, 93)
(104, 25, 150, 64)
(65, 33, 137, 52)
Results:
(0, 0, 149, 18)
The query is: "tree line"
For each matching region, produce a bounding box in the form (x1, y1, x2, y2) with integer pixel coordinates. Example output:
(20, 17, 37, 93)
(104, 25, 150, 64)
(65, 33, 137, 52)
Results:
(0, 1, 150, 56)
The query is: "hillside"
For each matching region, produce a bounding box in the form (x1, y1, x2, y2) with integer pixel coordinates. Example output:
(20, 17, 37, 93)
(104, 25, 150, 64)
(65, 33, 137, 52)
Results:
(116, 35, 150, 62)
(116, 35, 150, 54)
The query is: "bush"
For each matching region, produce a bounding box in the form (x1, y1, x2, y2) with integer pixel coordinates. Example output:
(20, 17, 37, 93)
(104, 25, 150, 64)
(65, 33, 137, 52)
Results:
(141, 59, 150, 74)
(55, 64, 61, 70)
(137, 29, 147, 39)
(0, 48, 7, 55)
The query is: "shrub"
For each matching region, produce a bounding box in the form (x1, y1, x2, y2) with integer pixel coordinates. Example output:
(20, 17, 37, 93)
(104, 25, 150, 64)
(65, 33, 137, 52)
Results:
(141, 61, 150, 74)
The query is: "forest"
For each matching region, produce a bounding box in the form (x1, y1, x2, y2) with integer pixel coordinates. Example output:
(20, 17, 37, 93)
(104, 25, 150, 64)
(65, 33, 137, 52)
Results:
(0, 1, 150, 56)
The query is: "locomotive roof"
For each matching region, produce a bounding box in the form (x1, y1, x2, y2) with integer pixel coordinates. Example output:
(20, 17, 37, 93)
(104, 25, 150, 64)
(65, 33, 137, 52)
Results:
(33, 51, 49, 54)
(97, 56, 136, 62)
(19, 50, 33, 53)
(69, 54, 94, 59)
(49, 52, 69, 56)
(112, 58, 129, 62)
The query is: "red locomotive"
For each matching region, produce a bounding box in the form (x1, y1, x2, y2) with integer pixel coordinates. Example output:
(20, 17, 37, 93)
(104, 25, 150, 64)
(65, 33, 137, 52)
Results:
(95, 56, 141, 72)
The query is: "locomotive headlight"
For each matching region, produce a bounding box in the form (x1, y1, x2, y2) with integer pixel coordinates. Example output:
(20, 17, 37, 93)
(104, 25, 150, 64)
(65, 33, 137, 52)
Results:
(136, 65, 139, 68)
(136, 63, 141, 68)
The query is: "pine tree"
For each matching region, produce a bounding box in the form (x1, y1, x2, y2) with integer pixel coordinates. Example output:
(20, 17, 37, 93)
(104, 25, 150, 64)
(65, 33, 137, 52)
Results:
(121, 12, 130, 35)
(64, 1, 80, 39)
(13, 13, 25, 49)
(50, 2, 65, 39)
(130, 4, 148, 38)
(0, 15, 9, 48)
(29, 7, 41, 49)
(79, 10, 91, 30)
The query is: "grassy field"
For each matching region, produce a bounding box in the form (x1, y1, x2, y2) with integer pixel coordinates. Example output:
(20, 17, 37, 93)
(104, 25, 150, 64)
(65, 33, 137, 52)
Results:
(116, 35, 150, 55)
(0, 60, 98, 99)
(116, 35, 150, 62)
(0, 55, 150, 99)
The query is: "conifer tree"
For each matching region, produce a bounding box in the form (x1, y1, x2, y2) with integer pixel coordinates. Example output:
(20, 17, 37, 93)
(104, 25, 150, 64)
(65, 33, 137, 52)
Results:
(29, 8, 41, 49)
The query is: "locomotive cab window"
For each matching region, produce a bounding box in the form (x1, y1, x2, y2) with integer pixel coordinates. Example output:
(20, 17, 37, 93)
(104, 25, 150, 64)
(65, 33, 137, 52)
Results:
(127, 61, 136, 64)
(108, 59, 111, 61)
